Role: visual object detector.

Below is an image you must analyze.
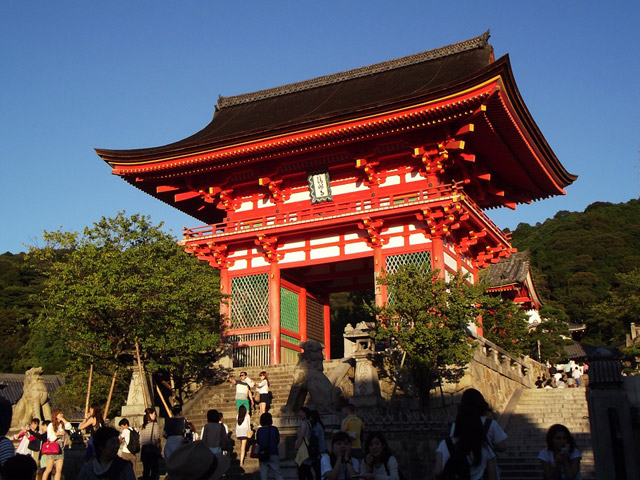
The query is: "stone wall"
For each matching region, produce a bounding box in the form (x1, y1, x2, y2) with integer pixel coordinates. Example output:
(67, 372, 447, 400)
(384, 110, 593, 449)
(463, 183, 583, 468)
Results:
(317, 336, 545, 477)
(438, 336, 546, 414)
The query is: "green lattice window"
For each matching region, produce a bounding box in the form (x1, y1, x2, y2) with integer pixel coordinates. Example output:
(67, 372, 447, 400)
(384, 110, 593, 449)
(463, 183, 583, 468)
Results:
(231, 274, 269, 329)
(385, 251, 432, 274)
(281, 334, 300, 346)
(385, 251, 432, 304)
(280, 287, 299, 333)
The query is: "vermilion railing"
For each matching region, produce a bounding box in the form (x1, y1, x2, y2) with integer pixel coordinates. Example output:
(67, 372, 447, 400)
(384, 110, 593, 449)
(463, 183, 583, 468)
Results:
(182, 183, 508, 243)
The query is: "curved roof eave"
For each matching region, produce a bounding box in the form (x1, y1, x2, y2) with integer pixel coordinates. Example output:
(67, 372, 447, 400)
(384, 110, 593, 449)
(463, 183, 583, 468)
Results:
(97, 55, 576, 199)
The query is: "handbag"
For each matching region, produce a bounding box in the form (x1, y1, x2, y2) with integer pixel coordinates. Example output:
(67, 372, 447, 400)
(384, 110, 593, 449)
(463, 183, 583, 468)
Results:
(250, 443, 261, 459)
(16, 435, 30, 455)
(42, 441, 61, 455)
(295, 439, 309, 466)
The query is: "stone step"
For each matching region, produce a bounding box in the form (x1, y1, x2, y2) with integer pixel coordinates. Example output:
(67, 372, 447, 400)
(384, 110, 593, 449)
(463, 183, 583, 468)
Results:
(500, 388, 594, 480)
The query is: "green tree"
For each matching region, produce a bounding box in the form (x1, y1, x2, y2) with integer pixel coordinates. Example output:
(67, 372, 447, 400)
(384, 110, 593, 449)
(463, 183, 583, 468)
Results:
(479, 294, 530, 357)
(0, 252, 45, 372)
(370, 265, 482, 405)
(591, 268, 640, 345)
(527, 317, 571, 364)
(27, 212, 226, 407)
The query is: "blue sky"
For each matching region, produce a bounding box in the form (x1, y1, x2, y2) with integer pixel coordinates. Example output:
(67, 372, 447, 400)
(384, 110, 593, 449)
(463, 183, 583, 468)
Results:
(2, 1, 638, 253)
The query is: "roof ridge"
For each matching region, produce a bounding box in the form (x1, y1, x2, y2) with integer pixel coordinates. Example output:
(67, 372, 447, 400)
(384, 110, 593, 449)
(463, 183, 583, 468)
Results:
(217, 30, 490, 109)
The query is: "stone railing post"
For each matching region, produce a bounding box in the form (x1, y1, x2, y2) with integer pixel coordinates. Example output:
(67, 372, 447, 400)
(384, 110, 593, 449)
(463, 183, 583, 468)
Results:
(586, 347, 639, 479)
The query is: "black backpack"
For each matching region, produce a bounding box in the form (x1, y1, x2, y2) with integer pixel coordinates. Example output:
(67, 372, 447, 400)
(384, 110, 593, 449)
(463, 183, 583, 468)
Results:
(126, 427, 141, 454)
(441, 438, 471, 480)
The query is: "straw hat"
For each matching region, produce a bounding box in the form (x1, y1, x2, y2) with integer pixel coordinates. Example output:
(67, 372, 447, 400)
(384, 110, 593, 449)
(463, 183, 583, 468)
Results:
(166, 441, 230, 480)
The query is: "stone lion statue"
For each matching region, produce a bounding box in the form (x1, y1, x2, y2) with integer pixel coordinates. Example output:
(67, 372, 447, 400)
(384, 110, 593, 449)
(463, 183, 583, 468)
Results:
(11, 367, 51, 428)
(283, 340, 341, 413)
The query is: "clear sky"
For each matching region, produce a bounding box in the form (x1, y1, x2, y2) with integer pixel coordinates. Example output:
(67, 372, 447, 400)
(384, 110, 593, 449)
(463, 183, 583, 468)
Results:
(2, 1, 638, 254)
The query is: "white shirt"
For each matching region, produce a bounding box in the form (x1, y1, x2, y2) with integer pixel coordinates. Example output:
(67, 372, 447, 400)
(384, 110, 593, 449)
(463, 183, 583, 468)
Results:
(538, 448, 582, 480)
(450, 417, 507, 450)
(258, 379, 269, 394)
(120, 428, 131, 454)
(320, 453, 360, 479)
(235, 414, 251, 438)
(361, 455, 399, 480)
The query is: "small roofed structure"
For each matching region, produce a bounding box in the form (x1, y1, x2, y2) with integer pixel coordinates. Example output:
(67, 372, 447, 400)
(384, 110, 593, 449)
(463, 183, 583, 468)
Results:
(479, 251, 542, 312)
(0, 372, 63, 405)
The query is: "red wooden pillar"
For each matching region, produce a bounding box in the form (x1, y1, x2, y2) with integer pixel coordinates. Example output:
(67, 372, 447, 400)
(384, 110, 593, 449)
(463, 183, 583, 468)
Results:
(432, 237, 446, 279)
(219, 267, 231, 327)
(299, 286, 308, 344)
(373, 245, 387, 307)
(269, 261, 281, 364)
(323, 299, 331, 359)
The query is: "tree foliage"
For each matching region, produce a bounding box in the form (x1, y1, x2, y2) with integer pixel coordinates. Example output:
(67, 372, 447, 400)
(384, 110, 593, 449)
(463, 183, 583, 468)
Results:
(0, 252, 45, 372)
(591, 268, 640, 345)
(27, 212, 225, 404)
(370, 265, 482, 403)
(479, 294, 530, 357)
(512, 199, 640, 345)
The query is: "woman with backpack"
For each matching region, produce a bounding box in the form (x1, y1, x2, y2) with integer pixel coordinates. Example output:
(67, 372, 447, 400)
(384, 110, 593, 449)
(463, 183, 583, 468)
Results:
(434, 401, 497, 480)
(449, 389, 507, 453)
(256, 413, 284, 480)
(202, 409, 228, 455)
(140, 407, 162, 480)
(361, 432, 399, 480)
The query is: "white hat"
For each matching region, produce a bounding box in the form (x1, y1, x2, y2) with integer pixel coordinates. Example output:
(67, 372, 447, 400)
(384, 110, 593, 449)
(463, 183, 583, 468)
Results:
(166, 441, 230, 480)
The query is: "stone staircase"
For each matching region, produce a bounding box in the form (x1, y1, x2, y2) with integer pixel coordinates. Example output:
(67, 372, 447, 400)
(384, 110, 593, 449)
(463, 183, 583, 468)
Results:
(498, 388, 595, 480)
(182, 363, 304, 479)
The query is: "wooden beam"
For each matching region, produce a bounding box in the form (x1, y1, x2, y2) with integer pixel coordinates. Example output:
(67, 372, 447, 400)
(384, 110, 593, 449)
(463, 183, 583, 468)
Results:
(156, 185, 180, 193)
(174, 191, 201, 202)
(455, 124, 475, 136)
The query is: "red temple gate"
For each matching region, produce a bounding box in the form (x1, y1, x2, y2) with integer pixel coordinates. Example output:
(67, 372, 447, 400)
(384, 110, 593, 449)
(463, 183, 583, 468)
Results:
(96, 32, 575, 366)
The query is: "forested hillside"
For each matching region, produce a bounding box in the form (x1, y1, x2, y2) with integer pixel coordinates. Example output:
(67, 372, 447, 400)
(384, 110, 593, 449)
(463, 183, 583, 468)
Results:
(0, 252, 44, 372)
(510, 198, 640, 345)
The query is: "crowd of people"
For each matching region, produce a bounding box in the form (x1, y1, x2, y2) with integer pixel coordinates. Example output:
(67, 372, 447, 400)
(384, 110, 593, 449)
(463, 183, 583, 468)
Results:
(535, 362, 587, 389)
(0, 369, 584, 480)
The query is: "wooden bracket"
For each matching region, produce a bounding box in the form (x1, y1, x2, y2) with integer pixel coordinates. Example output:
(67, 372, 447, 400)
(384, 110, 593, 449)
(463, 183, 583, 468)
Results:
(357, 217, 386, 247)
(259, 177, 290, 203)
(255, 234, 282, 263)
(355, 158, 381, 186)
(184, 242, 234, 268)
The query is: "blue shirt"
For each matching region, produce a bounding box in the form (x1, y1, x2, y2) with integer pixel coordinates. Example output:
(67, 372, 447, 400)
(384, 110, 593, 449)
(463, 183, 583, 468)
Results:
(257, 425, 280, 453)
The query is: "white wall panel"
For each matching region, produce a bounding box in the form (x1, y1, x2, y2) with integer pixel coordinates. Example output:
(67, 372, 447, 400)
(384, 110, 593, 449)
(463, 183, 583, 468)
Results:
(310, 246, 340, 259)
(409, 233, 430, 245)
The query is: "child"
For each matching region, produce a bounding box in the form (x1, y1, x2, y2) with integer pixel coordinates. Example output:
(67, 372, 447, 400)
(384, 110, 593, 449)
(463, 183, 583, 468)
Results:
(118, 418, 137, 468)
(13, 418, 42, 459)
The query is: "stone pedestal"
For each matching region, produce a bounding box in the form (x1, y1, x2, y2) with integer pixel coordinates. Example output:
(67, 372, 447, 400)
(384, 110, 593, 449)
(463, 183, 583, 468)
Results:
(117, 367, 152, 428)
(587, 347, 639, 480)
